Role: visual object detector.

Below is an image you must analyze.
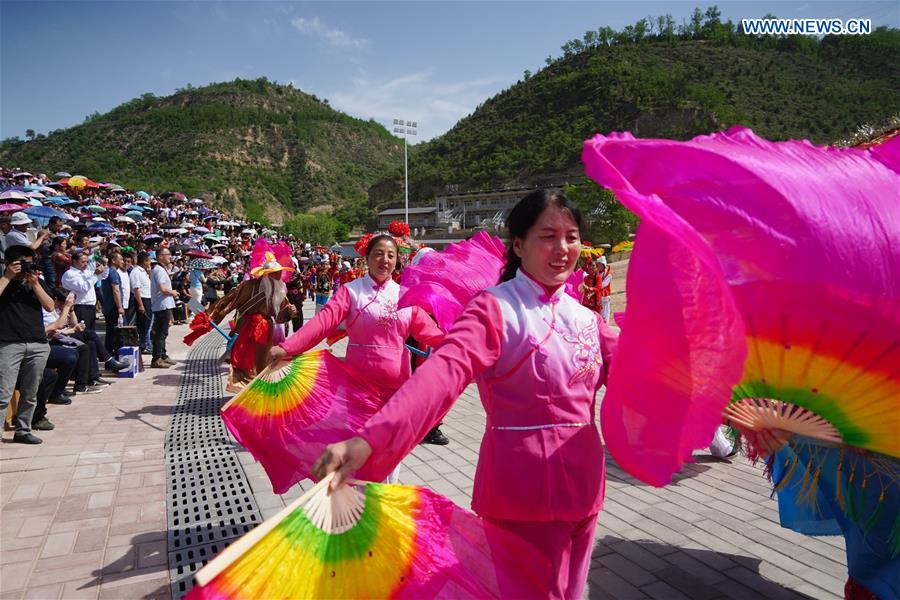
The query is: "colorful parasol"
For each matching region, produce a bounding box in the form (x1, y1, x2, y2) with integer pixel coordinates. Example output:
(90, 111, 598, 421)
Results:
(220, 353, 383, 493)
(187, 474, 550, 599)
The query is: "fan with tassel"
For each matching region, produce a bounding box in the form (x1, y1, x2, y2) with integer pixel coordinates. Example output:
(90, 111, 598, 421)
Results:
(582, 126, 900, 598)
(186, 474, 551, 599)
(221, 351, 383, 494)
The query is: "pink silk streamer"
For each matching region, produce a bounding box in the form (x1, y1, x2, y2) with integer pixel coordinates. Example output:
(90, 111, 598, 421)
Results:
(582, 126, 900, 486)
(399, 231, 583, 332)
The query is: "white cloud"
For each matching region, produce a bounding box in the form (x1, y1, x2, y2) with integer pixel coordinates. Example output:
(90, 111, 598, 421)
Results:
(291, 16, 369, 50)
(325, 70, 512, 141)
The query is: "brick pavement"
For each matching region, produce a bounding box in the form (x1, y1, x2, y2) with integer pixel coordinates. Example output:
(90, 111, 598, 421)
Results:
(0, 328, 191, 600)
(2, 297, 849, 599)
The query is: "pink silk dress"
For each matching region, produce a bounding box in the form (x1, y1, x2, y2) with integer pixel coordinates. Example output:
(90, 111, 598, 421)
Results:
(279, 273, 445, 400)
(359, 269, 618, 599)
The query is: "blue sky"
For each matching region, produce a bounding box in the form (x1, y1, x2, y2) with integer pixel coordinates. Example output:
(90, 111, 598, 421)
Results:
(2, 1, 897, 142)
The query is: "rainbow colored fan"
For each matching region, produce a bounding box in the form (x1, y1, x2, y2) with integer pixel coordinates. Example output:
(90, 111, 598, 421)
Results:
(187, 474, 550, 599)
(222, 351, 382, 494)
(582, 126, 900, 486)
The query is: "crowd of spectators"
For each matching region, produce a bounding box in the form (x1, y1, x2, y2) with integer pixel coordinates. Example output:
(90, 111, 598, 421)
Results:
(0, 167, 365, 444)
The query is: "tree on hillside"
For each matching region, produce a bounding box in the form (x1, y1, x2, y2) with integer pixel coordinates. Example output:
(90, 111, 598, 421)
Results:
(25, 129, 35, 141)
(283, 213, 348, 246)
(564, 178, 639, 245)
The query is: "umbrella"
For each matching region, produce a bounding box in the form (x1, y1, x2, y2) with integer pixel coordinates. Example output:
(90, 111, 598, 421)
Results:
(0, 203, 25, 212)
(143, 233, 163, 241)
(211, 243, 227, 249)
(67, 176, 87, 189)
(203, 214, 219, 221)
(24, 205, 67, 219)
(99, 203, 125, 213)
(86, 205, 107, 213)
(87, 222, 115, 232)
(191, 198, 204, 204)
(26, 199, 43, 206)
(0, 190, 27, 200)
(241, 228, 256, 235)
(210, 256, 228, 264)
(115, 216, 135, 224)
(125, 210, 144, 218)
(186, 258, 216, 270)
(134, 199, 151, 205)
(160, 223, 181, 229)
(180, 221, 196, 228)
(184, 210, 199, 216)
(193, 226, 211, 234)
(91, 216, 107, 222)
(45, 196, 76, 206)
(136, 191, 151, 200)
(11, 172, 32, 178)
(55, 172, 72, 178)
(185, 249, 213, 259)
(203, 233, 220, 240)
(25, 191, 46, 199)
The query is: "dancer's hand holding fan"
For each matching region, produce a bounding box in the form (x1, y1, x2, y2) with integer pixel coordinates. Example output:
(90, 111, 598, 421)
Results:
(187, 474, 550, 599)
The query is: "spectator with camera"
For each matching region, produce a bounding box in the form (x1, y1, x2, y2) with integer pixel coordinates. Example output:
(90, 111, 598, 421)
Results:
(0, 245, 55, 444)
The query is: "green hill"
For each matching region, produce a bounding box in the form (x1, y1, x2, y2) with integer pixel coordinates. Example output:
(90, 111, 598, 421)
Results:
(0, 78, 402, 224)
(381, 22, 900, 205)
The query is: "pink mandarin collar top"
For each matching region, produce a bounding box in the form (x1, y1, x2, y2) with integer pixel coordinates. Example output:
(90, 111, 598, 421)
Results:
(360, 268, 618, 521)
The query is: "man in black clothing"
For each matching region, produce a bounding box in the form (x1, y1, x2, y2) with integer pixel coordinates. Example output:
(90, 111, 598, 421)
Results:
(0, 245, 55, 444)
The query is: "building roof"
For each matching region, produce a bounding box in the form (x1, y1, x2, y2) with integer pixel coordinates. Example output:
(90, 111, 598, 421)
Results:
(377, 207, 436, 216)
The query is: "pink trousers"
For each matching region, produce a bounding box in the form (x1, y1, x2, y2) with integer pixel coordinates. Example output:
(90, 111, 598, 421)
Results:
(487, 513, 600, 600)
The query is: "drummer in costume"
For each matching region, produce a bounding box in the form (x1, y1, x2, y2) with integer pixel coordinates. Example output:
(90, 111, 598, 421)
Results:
(314, 190, 618, 600)
(268, 234, 445, 483)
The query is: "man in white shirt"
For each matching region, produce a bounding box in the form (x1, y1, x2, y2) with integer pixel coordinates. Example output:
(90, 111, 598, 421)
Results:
(150, 249, 179, 368)
(61, 251, 106, 331)
(130, 251, 153, 353)
(5, 212, 48, 251)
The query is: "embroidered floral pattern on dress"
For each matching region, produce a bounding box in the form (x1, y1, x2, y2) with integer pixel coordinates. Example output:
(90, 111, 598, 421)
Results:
(558, 319, 603, 385)
(375, 299, 400, 328)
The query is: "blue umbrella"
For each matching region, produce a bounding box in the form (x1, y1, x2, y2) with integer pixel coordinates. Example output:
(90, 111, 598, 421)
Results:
(87, 222, 116, 232)
(46, 196, 77, 206)
(24, 205, 66, 219)
(136, 191, 151, 200)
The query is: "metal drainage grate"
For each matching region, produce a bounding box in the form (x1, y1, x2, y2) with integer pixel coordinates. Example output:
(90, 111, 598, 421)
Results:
(165, 334, 263, 598)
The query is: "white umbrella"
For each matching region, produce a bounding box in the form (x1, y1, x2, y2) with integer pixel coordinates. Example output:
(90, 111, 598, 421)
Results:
(55, 171, 72, 178)
(12, 172, 32, 178)
(191, 198, 204, 204)
(242, 228, 256, 235)
(91, 216, 107, 222)
(180, 221, 196, 228)
(25, 191, 46, 199)
(211, 256, 228, 264)
(193, 226, 210, 234)
(0, 190, 27, 200)
(115, 216, 135, 224)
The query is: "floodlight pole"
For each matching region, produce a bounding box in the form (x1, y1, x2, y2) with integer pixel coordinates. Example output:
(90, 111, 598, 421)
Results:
(393, 119, 417, 224)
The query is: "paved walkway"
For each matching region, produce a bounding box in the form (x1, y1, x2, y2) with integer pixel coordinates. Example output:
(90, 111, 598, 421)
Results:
(1, 299, 848, 599)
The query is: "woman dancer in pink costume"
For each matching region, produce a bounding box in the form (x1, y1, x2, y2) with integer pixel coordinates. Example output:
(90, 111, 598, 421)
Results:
(314, 190, 618, 599)
(268, 234, 444, 482)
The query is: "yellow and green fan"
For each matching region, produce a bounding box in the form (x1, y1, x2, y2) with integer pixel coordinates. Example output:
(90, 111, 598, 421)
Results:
(186, 474, 551, 599)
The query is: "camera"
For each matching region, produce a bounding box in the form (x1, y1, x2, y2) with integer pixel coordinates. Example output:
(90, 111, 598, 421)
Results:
(20, 261, 39, 274)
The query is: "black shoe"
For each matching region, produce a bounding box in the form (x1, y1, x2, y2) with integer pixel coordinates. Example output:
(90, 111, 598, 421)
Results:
(32, 418, 55, 431)
(106, 357, 133, 372)
(3, 422, 13, 432)
(73, 385, 102, 394)
(12, 433, 42, 444)
(105, 357, 125, 371)
(150, 359, 170, 369)
(89, 377, 113, 386)
(47, 395, 73, 405)
(421, 427, 450, 446)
